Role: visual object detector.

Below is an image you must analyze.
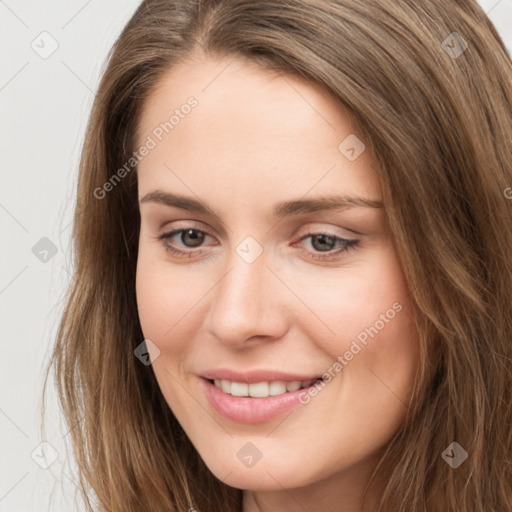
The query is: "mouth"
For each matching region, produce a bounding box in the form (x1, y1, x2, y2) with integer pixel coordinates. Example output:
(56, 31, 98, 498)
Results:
(206, 377, 324, 398)
(201, 376, 326, 423)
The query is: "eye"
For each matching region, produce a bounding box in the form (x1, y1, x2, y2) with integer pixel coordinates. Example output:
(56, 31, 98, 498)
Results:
(292, 232, 360, 261)
(156, 228, 213, 258)
(154, 227, 360, 261)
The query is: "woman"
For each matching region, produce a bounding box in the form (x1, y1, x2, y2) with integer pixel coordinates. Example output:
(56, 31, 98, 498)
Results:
(44, 0, 512, 510)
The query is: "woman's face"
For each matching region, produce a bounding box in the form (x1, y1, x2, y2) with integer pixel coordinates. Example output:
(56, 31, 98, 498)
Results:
(135, 53, 420, 507)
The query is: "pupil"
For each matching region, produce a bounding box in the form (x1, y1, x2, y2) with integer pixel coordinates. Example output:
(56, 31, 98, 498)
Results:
(312, 234, 335, 252)
(183, 229, 204, 247)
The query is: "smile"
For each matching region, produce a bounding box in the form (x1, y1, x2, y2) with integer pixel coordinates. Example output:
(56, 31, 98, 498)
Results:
(210, 378, 322, 398)
(201, 376, 326, 423)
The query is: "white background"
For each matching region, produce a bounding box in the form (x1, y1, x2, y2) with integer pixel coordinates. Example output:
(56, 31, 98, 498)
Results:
(1, 1, 511, 510)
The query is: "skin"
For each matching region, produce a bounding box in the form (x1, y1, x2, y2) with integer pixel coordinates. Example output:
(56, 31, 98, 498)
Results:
(135, 51, 420, 512)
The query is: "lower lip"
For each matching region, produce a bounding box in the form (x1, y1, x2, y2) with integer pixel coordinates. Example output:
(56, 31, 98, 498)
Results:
(201, 378, 319, 424)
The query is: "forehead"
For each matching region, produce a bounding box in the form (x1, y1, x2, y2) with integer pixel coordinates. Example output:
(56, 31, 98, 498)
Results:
(136, 54, 381, 207)
(138, 53, 357, 146)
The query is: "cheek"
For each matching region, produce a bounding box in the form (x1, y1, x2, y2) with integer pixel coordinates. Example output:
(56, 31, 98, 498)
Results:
(295, 246, 413, 358)
(135, 254, 192, 355)
(135, 258, 201, 410)
(135, 252, 219, 369)
(302, 251, 420, 423)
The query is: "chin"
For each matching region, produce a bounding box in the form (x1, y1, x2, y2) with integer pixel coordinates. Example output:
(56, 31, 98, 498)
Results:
(200, 450, 312, 491)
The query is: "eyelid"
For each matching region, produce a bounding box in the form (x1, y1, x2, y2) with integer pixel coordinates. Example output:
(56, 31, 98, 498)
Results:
(159, 220, 359, 240)
(157, 221, 354, 242)
(293, 222, 362, 239)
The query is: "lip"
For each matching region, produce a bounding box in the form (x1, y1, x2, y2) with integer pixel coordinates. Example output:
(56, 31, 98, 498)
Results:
(200, 368, 323, 384)
(200, 377, 322, 424)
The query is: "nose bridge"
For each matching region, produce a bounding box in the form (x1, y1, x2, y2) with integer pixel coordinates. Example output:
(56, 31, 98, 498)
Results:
(205, 238, 285, 344)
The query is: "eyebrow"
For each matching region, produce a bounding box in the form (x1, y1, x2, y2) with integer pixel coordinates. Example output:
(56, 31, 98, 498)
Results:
(139, 190, 383, 217)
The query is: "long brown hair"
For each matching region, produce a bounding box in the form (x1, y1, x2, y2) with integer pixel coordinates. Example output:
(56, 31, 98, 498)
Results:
(43, 1, 512, 510)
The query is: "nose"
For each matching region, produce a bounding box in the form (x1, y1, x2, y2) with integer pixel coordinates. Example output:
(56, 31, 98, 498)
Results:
(203, 245, 289, 347)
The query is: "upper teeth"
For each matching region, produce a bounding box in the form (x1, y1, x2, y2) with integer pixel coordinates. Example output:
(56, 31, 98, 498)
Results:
(213, 379, 317, 397)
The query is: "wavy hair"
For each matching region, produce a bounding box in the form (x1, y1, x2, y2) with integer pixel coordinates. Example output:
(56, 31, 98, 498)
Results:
(44, 0, 512, 510)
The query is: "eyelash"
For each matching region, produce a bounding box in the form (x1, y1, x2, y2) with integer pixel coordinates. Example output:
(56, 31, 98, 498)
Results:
(155, 227, 360, 261)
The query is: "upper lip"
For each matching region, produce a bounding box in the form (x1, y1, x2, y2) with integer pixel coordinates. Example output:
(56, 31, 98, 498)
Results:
(200, 368, 323, 384)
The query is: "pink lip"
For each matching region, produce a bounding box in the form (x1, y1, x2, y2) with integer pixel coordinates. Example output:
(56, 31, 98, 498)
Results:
(200, 377, 321, 424)
(200, 368, 322, 384)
